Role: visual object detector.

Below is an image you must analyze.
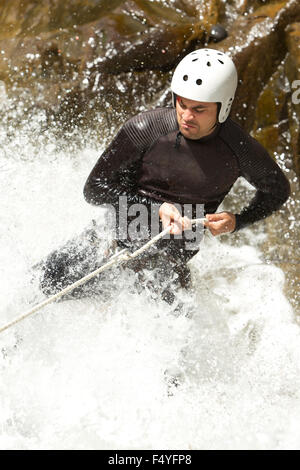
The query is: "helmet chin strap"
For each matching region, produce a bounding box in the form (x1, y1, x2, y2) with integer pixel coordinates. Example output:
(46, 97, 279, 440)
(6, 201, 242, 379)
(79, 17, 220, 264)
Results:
(172, 92, 177, 107)
(216, 102, 222, 123)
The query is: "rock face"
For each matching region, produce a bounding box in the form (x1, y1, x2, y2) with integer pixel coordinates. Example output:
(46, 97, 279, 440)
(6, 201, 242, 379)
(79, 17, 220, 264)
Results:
(0, 0, 125, 37)
(0, 0, 221, 130)
(0, 0, 209, 84)
(285, 22, 300, 177)
(222, 0, 300, 130)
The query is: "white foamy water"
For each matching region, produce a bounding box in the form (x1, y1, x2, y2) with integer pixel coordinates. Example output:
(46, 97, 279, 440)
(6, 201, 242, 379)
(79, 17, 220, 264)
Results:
(0, 107, 299, 450)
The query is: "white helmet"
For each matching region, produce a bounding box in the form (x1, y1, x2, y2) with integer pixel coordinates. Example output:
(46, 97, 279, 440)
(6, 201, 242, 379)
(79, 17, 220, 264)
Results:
(171, 48, 238, 123)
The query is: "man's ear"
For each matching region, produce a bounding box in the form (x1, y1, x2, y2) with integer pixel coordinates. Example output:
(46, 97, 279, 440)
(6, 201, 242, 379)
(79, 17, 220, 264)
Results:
(216, 102, 221, 122)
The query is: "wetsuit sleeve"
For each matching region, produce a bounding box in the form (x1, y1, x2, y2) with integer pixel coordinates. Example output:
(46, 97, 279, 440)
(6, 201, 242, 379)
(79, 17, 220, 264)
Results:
(84, 108, 178, 209)
(234, 135, 291, 231)
(83, 125, 161, 208)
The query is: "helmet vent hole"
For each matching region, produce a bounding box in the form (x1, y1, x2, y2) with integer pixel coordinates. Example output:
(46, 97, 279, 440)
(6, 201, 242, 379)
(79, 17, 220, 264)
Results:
(192, 58, 198, 62)
(196, 79, 202, 85)
(183, 75, 188, 81)
(218, 60, 224, 64)
(207, 61, 211, 66)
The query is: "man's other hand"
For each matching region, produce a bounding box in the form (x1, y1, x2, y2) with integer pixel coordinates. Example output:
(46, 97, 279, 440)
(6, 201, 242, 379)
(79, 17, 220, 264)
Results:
(204, 212, 236, 236)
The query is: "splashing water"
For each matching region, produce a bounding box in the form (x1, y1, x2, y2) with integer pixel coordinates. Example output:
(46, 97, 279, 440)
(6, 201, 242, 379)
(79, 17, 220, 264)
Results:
(0, 94, 300, 450)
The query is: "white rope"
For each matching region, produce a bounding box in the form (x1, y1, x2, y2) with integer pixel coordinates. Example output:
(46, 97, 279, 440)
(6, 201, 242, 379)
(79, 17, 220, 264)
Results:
(0, 218, 207, 334)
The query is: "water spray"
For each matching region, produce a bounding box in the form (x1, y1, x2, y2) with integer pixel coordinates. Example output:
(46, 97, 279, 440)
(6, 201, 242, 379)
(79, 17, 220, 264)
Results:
(0, 218, 207, 334)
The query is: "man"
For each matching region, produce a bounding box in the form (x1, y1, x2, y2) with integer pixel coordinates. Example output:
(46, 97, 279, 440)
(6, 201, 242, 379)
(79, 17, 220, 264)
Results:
(40, 48, 290, 303)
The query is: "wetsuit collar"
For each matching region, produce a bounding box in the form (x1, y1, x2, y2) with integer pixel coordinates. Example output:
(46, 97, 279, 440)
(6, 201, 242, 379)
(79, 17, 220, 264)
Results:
(193, 122, 221, 142)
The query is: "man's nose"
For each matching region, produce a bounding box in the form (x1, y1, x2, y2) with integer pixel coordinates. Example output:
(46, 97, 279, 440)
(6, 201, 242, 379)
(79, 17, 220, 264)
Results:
(182, 109, 194, 121)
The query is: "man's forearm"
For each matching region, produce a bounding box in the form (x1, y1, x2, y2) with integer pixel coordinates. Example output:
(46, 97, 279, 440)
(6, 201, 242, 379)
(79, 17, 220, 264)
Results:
(234, 189, 290, 231)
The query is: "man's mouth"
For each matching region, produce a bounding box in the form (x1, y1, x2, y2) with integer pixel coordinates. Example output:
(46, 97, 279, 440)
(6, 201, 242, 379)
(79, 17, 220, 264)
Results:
(181, 121, 196, 129)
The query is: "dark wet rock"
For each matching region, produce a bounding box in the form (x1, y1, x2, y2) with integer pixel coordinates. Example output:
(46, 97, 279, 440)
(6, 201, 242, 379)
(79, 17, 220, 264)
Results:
(88, 24, 202, 75)
(0, 0, 212, 122)
(224, 0, 282, 16)
(251, 62, 290, 156)
(0, 0, 200, 83)
(285, 159, 294, 169)
(0, 0, 222, 132)
(208, 24, 228, 42)
(0, 0, 125, 38)
(85, 0, 222, 75)
(218, 0, 300, 132)
(0, 0, 223, 86)
(285, 22, 300, 178)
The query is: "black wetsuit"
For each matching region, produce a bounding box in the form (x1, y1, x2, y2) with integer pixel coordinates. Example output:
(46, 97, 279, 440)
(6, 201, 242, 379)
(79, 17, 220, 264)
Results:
(84, 107, 290, 230)
(40, 107, 290, 302)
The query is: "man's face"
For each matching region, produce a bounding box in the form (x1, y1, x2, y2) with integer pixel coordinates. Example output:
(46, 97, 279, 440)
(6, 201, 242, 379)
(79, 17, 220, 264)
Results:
(176, 96, 218, 140)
